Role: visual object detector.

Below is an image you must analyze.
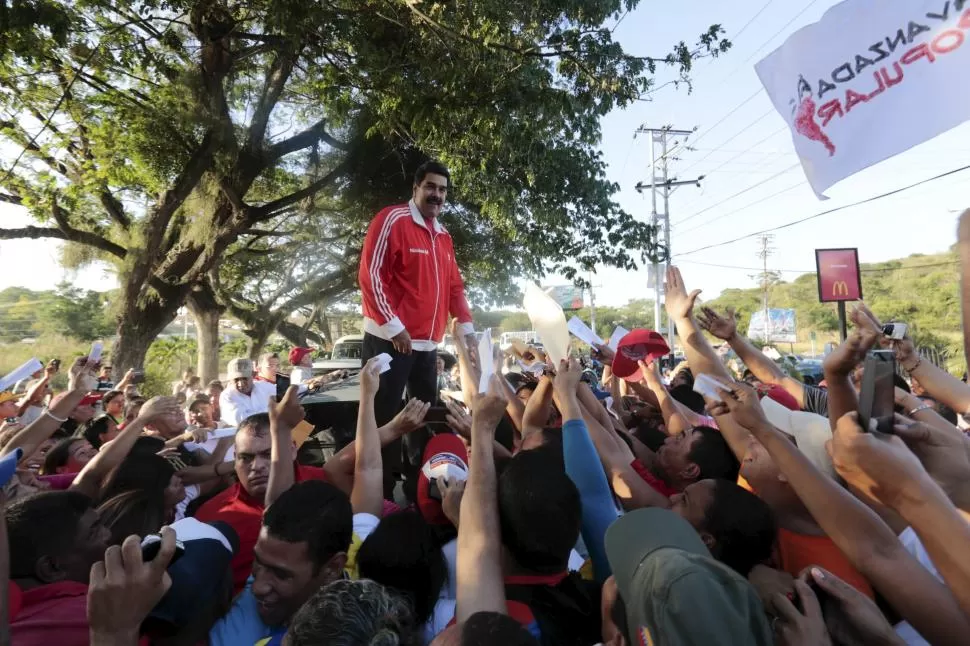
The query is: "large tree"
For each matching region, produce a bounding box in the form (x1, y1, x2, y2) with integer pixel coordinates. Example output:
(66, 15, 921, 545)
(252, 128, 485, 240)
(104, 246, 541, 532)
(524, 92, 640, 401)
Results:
(0, 0, 729, 371)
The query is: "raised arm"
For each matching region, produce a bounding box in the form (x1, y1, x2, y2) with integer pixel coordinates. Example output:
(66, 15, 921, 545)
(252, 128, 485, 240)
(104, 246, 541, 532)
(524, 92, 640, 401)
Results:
(521, 375, 554, 438)
(632, 360, 690, 435)
(720, 383, 970, 646)
(664, 268, 732, 382)
(555, 359, 617, 583)
(264, 385, 305, 510)
(456, 375, 509, 621)
(2, 357, 96, 462)
(71, 397, 183, 498)
(699, 306, 805, 406)
(822, 324, 879, 432)
(350, 358, 384, 518)
(321, 398, 430, 495)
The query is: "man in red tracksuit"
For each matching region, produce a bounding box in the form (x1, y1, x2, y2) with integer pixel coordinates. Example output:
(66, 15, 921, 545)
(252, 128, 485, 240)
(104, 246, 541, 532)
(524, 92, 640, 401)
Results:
(358, 160, 476, 500)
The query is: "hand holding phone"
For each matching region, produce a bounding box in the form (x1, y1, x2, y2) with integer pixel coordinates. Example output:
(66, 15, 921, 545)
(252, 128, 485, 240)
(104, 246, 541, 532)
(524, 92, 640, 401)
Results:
(858, 350, 895, 433)
(88, 341, 103, 367)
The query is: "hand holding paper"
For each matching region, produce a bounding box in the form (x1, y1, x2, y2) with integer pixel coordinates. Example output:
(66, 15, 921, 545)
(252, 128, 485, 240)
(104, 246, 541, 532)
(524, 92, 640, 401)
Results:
(373, 353, 393, 375)
(477, 329, 494, 394)
(567, 316, 604, 347)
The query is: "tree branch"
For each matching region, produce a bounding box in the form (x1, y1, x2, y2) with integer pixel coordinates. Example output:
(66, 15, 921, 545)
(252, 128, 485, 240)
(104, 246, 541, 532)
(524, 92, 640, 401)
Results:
(0, 221, 127, 259)
(245, 46, 298, 152)
(251, 156, 351, 221)
(267, 119, 348, 159)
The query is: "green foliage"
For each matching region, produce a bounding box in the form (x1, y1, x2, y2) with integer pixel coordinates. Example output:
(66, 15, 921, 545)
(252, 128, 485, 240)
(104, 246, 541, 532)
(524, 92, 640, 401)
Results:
(701, 250, 965, 369)
(0, 284, 113, 342)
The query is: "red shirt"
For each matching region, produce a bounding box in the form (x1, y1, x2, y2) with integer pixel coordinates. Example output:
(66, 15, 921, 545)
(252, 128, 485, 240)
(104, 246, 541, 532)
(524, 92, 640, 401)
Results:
(630, 458, 679, 497)
(194, 464, 329, 594)
(10, 581, 90, 646)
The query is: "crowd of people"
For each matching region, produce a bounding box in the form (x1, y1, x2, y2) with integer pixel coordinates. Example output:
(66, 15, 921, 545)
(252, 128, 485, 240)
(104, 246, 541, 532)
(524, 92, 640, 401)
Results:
(2, 161, 970, 646)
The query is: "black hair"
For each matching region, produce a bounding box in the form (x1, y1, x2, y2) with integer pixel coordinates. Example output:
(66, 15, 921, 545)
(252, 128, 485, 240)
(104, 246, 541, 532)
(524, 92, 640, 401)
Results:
(669, 384, 706, 414)
(41, 436, 83, 475)
(701, 479, 777, 576)
(102, 389, 124, 407)
(124, 396, 145, 418)
(497, 448, 580, 574)
(6, 490, 93, 578)
(128, 435, 166, 458)
(97, 490, 167, 545)
(262, 480, 352, 573)
(357, 509, 446, 626)
(239, 412, 271, 437)
(687, 426, 740, 481)
(188, 397, 212, 414)
(100, 454, 176, 503)
(462, 611, 541, 645)
(893, 374, 911, 393)
(414, 160, 450, 188)
(936, 402, 959, 426)
(81, 415, 114, 450)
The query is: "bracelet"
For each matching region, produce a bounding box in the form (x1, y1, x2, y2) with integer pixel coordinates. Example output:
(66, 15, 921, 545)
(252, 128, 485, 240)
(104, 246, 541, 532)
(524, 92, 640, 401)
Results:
(903, 358, 923, 373)
(44, 410, 68, 423)
(909, 403, 933, 416)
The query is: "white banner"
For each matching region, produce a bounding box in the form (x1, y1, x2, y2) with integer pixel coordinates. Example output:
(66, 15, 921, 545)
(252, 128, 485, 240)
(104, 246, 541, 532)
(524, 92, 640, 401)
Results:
(756, 0, 970, 197)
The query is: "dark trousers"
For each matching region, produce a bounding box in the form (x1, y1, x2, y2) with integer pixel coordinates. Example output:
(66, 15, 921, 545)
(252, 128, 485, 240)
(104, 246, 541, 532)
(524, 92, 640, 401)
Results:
(361, 332, 437, 501)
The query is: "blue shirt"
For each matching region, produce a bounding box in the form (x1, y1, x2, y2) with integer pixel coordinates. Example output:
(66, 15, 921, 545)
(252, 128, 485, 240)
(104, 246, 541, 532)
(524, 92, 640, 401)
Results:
(209, 577, 279, 646)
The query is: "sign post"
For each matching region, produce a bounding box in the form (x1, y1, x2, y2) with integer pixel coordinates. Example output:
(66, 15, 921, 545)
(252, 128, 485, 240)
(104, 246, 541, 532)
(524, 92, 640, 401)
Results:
(815, 248, 863, 342)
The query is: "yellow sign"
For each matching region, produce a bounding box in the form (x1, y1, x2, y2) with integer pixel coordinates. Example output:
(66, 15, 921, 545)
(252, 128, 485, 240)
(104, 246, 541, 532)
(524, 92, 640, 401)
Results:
(832, 281, 849, 298)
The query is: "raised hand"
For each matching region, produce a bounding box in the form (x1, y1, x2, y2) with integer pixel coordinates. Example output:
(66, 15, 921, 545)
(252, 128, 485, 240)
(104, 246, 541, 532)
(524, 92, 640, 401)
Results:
(716, 380, 771, 432)
(822, 328, 879, 377)
(443, 397, 472, 440)
(268, 385, 305, 431)
(439, 476, 466, 528)
(664, 266, 702, 321)
(552, 358, 583, 395)
(698, 306, 738, 341)
(137, 396, 182, 424)
(69, 356, 99, 393)
(359, 357, 382, 399)
(391, 398, 431, 435)
(638, 359, 664, 388)
(799, 567, 901, 646)
(87, 527, 176, 642)
(472, 374, 510, 430)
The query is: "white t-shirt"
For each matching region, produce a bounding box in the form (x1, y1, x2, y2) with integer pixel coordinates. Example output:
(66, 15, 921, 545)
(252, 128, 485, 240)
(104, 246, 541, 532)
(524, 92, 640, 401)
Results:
(219, 381, 276, 426)
(291, 366, 313, 385)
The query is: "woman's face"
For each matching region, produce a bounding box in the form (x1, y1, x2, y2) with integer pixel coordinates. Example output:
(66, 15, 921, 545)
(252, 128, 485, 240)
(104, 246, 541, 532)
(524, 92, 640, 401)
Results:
(105, 396, 125, 417)
(25, 438, 56, 472)
(164, 473, 186, 508)
(63, 439, 98, 473)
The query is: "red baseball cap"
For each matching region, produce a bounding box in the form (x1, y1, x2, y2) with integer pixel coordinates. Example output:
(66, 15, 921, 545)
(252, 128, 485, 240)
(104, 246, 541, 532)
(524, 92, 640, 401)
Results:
(758, 384, 799, 411)
(611, 329, 670, 383)
(288, 347, 313, 366)
(417, 433, 469, 526)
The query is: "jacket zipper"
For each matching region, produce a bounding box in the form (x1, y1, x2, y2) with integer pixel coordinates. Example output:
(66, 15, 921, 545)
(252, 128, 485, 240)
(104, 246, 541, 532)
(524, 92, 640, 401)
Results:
(429, 229, 440, 341)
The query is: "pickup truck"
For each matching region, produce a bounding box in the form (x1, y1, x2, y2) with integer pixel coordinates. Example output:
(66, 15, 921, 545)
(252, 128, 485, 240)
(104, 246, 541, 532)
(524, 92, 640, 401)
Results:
(312, 334, 364, 375)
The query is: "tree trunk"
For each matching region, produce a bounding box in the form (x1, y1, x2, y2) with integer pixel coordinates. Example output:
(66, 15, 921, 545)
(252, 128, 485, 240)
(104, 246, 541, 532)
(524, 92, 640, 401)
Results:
(111, 305, 174, 374)
(186, 282, 225, 384)
(246, 323, 274, 360)
(277, 320, 326, 347)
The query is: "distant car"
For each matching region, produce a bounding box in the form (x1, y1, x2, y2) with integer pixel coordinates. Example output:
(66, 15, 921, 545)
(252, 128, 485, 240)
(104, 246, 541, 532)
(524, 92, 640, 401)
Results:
(312, 334, 364, 375)
(796, 359, 824, 386)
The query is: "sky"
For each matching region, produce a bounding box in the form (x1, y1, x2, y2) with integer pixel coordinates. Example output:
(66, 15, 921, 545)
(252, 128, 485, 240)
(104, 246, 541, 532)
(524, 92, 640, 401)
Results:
(1, 0, 968, 309)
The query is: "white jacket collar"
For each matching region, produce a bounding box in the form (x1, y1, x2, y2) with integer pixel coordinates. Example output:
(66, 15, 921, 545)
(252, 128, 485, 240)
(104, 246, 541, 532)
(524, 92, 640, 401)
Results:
(409, 199, 446, 234)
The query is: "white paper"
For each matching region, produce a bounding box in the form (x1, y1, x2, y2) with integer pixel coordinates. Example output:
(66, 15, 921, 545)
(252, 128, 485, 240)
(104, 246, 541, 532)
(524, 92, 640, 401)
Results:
(755, 0, 970, 197)
(373, 353, 393, 374)
(0, 358, 44, 392)
(478, 328, 494, 393)
(523, 282, 569, 367)
(88, 341, 103, 364)
(185, 427, 238, 459)
(567, 316, 604, 347)
(608, 326, 630, 353)
(693, 374, 727, 402)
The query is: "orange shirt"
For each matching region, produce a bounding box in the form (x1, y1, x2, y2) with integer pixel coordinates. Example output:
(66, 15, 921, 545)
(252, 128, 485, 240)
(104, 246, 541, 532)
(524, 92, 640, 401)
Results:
(738, 476, 874, 599)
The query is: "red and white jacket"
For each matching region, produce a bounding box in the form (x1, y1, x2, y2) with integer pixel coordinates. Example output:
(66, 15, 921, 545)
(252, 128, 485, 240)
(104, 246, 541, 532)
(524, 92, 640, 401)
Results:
(358, 200, 474, 351)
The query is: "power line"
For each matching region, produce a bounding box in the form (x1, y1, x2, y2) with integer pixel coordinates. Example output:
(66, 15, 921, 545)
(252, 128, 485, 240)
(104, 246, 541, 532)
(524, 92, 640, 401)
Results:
(678, 107, 775, 176)
(731, 0, 778, 42)
(675, 164, 970, 257)
(679, 87, 764, 153)
(676, 180, 804, 236)
(673, 162, 800, 227)
(740, 0, 824, 67)
(678, 259, 959, 273)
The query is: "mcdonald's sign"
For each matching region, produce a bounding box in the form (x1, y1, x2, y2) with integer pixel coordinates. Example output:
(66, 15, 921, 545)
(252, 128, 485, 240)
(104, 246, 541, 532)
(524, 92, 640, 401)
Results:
(816, 248, 862, 303)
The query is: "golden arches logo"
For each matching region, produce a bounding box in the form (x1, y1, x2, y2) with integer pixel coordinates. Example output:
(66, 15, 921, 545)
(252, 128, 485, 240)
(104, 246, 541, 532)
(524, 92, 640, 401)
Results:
(832, 281, 849, 298)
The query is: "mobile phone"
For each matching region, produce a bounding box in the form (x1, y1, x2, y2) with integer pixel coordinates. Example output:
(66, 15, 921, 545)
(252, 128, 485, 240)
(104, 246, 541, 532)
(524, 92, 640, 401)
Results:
(858, 350, 896, 433)
(426, 406, 449, 425)
(130, 370, 145, 384)
(276, 373, 291, 401)
(882, 323, 908, 340)
(427, 477, 443, 501)
(140, 533, 185, 566)
(88, 341, 103, 366)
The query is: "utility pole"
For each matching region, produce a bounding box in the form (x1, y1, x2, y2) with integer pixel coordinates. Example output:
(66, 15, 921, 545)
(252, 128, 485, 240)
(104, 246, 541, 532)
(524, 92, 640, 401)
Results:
(635, 126, 704, 355)
(588, 270, 597, 336)
(755, 234, 775, 344)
